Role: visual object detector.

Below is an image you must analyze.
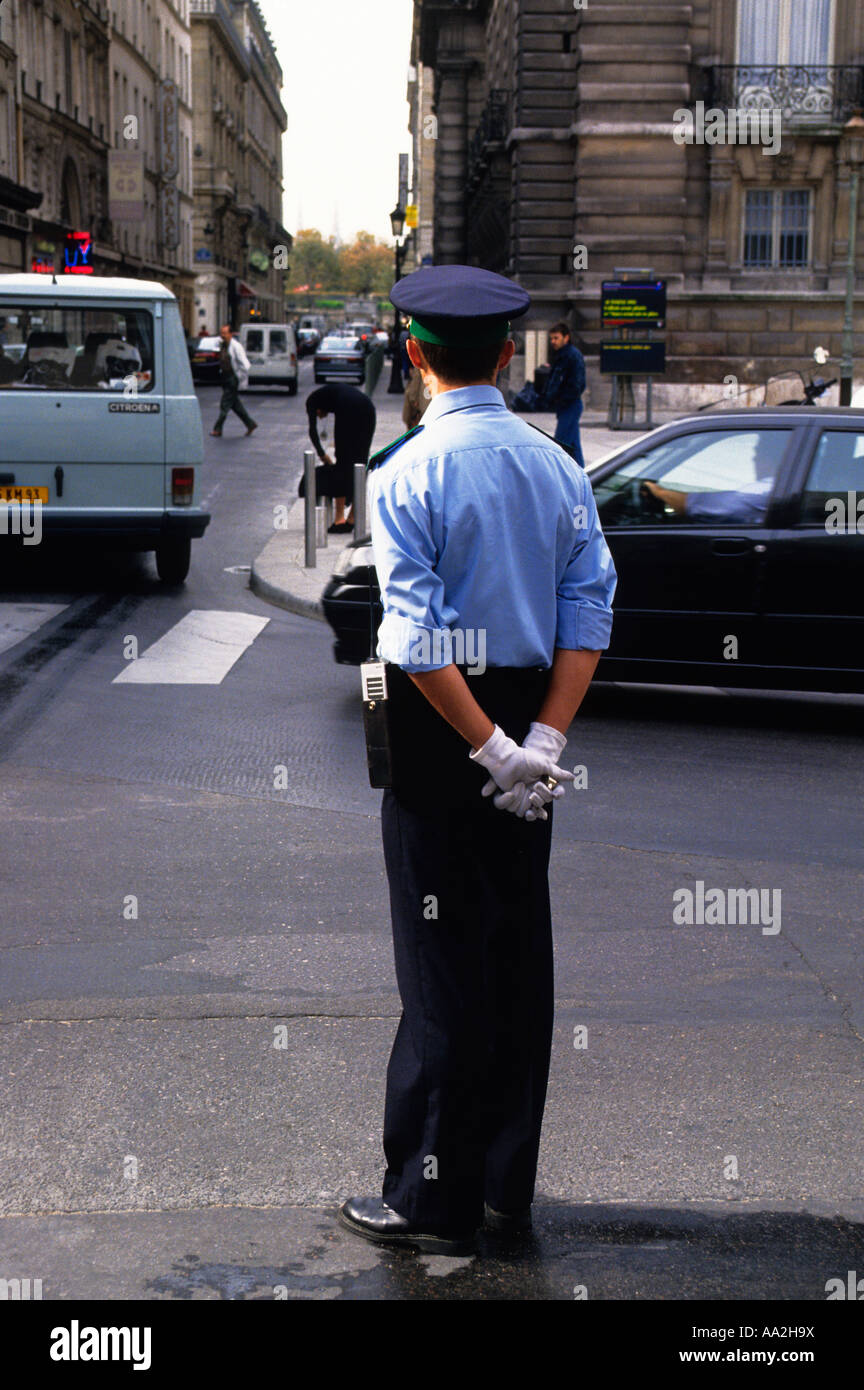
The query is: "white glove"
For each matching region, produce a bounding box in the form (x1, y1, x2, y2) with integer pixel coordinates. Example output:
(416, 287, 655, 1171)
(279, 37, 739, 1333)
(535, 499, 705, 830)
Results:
(484, 723, 570, 819)
(494, 777, 567, 821)
(470, 723, 573, 796)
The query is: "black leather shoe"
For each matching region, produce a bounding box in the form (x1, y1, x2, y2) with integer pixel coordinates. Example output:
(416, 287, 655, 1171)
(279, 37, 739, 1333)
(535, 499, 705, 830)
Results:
(339, 1196, 475, 1255)
(484, 1203, 532, 1233)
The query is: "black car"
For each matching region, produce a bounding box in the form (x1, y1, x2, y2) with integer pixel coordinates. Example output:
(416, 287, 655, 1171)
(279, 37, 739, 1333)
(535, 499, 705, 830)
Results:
(190, 335, 223, 384)
(322, 407, 864, 693)
(314, 334, 366, 385)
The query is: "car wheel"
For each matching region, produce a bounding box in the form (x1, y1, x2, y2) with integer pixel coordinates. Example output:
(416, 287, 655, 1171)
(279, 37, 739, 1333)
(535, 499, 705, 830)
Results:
(287, 377, 298, 395)
(155, 537, 191, 585)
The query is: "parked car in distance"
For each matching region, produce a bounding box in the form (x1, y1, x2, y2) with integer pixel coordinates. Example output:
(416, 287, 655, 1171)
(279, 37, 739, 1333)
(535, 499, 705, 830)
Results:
(238, 322, 298, 393)
(190, 335, 223, 384)
(299, 313, 327, 338)
(322, 406, 864, 693)
(297, 327, 320, 357)
(314, 334, 366, 385)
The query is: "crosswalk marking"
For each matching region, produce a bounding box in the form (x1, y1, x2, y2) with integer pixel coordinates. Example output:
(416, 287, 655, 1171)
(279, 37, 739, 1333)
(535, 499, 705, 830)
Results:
(0, 602, 69, 657)
(112, 610, 270, 685)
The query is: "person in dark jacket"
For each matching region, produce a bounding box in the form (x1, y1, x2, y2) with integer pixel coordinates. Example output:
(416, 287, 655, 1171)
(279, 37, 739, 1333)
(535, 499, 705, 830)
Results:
(542, 323, 586, 467)
(303, 383, 376, 532)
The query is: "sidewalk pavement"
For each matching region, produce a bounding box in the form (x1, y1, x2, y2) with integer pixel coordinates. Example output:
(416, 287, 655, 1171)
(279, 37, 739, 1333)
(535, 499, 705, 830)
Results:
(250, 394, 654, 620)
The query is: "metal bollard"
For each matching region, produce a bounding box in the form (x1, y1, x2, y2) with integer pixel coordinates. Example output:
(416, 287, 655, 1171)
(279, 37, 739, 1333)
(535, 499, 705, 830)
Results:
(304, 448, 316, 568)
(353, 462, 367, 537)
(316, 504, 326, 548)
(323, 495, 332, 542)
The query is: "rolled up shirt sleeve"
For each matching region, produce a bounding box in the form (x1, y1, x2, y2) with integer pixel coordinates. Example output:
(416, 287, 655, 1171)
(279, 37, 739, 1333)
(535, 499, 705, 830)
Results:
(369, 467, 457, 671)
(555, 481, 617, 651)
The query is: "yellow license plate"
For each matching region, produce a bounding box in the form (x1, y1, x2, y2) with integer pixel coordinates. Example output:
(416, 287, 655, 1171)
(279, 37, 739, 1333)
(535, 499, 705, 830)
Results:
(0, 486, 49, 503)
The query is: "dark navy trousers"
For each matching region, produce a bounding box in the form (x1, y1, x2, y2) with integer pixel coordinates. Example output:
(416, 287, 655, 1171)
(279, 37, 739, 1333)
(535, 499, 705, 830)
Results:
(379, 665, 555, 1234)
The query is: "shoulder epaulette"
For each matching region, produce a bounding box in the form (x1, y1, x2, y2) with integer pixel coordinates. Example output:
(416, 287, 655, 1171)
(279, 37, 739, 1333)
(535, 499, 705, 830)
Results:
(366, 424, 425, 473)
(523, 418, 578, 462)
(523, 419, 561, 447)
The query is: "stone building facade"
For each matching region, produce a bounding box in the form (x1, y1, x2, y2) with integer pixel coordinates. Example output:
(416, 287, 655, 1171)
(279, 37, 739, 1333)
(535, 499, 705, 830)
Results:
(190, 0, 289, 331)
(108, 0, 196, 325)
(0, 1, 196, 325)
(406, 54, 436, 271)
(413, 0, 864, 406)
(0, 0, 288, 336)
(0, 0, 112, 279)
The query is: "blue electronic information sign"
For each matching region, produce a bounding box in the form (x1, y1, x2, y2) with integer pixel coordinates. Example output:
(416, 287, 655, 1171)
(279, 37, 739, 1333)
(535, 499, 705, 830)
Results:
(600, 341, 666, 375)
(64, 231, 94, 275)
(601, 280, 666, 328)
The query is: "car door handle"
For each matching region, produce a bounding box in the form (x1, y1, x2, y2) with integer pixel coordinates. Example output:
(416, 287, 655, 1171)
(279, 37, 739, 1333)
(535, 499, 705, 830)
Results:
(711, 538, 753, 556)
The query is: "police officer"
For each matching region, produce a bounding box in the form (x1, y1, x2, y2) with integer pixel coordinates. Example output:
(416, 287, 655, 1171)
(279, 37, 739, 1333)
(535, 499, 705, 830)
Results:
(339, 266, 617, 1255)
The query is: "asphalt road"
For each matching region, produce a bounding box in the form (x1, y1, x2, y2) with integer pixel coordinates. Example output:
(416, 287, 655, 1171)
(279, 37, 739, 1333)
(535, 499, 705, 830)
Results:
(1, 360, 862, 1301)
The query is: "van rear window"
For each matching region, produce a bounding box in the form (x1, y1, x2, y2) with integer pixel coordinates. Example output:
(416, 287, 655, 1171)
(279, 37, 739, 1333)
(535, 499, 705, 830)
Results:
(0, 306, 155, 392)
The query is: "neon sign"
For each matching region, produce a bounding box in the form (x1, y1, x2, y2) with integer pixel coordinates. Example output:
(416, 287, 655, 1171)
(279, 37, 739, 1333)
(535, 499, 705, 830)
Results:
(64, 231, 94, 275)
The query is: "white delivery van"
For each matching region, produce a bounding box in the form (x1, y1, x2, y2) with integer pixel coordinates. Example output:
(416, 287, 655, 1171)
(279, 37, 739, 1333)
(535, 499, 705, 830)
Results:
(0, 274, 209, 583)
(239, 322, 298, 393)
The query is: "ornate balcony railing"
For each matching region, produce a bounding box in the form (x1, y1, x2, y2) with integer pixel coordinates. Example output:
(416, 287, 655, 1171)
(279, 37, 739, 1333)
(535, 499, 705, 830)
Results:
(466, 89, 510, 191)
(709, 65, 864, 124)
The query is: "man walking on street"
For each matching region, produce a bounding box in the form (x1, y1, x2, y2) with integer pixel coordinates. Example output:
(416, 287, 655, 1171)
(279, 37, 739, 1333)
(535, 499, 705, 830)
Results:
(543, 322, 586, 467)
(211, 324, 257, 438)
(338, 265, 616, 1255)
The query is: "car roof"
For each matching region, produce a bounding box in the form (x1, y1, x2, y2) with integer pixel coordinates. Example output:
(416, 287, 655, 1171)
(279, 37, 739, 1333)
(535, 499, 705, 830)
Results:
(683, 405, 864, 421)
(0, 274, 175, 300)
(585, 406, 864, 472)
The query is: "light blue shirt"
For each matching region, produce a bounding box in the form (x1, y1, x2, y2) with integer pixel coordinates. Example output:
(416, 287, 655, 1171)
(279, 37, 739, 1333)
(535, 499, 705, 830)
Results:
(367, 385, 617, 672)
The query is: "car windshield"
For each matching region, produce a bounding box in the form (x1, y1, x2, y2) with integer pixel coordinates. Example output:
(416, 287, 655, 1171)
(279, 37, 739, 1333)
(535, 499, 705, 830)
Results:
(0, 305, 155, 390)
(245, 330, 265, 353)
(321, 336, 360, 350)
(592, 427, 792, 527)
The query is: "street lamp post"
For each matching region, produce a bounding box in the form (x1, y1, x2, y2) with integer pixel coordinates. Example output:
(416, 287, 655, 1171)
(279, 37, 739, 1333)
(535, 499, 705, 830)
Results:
(840, 114, 864, 407)
(388, 204, 406, 394)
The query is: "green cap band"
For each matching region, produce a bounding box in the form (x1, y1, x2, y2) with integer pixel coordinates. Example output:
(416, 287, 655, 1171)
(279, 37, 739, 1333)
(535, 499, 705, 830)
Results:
(409, 316, 511, 348)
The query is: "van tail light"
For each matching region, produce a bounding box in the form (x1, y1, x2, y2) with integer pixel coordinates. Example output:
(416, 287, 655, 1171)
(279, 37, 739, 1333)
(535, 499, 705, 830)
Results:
(172, 467, 194, 506)
(291, 353, 297, 367)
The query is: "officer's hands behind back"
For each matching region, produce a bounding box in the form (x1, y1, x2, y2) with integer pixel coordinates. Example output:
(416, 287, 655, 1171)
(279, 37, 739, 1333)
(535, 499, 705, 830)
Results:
(470, 722, 573, 820)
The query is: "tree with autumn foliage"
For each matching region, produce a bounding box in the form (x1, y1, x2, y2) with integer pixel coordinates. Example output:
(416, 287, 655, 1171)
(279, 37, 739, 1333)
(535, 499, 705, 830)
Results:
(337, 231, 393, 296)
(285, 228, 393, 296)
(287, 229, 340, 291)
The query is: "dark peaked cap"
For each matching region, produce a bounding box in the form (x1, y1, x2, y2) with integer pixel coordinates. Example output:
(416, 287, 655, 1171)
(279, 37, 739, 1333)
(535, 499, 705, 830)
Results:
(391, 264, 531, 347)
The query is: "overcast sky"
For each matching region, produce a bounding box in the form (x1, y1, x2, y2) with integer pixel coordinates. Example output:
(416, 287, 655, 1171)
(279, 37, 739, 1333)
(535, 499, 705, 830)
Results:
(257, 0, 414, 246)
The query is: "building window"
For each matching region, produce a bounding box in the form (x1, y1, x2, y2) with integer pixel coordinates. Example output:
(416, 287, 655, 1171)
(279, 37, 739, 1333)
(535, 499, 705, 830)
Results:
(743, 188, 811, 268)
(737, 0, 833, 65)
(64, 31, 74, 111)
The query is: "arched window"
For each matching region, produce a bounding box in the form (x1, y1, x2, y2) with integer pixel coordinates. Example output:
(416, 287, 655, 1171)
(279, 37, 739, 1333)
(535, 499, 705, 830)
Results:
(60, 157, 82, 227)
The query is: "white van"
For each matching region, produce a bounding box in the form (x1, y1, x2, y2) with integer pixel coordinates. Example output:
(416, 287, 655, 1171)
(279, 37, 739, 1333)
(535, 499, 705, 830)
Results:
(0, 274, 209, 583)
(239, 322, 298, 393)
